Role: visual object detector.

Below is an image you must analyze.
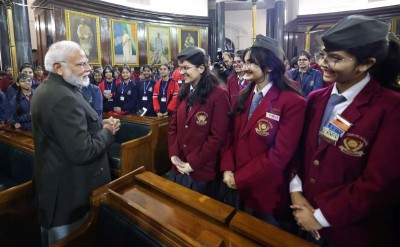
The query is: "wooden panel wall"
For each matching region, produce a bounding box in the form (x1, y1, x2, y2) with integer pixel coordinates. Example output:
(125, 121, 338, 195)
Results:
(32, 0, 210, 68)
(284, 4, 400, 59)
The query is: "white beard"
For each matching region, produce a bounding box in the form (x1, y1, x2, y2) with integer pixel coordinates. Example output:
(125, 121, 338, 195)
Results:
(63, 67, 90, 87)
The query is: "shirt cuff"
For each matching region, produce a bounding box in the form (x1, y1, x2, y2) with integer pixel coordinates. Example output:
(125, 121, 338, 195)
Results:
(314, 209, 331, 227)
(289, 175, 303, 192)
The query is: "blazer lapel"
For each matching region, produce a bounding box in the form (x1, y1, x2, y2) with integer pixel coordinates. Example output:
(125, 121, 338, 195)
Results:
(186, 102, 202, 124)
(340, 79, 379, 126)
(241, 84, 279, 136)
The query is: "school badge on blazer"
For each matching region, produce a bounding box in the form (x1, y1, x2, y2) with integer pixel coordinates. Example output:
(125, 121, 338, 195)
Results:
(338, 133, 368, 157)
(195, 111, 208, 125)
(255, 119, 272, 136)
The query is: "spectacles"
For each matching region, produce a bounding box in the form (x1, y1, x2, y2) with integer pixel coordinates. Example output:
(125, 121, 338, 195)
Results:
(19, 79, 32, 83)
(241, 62, 259, 69)
(178, 65, 195, 71)
(59, 61, 90, 69)
(319, 53, 354, 68)
(298, 58, 308, 62)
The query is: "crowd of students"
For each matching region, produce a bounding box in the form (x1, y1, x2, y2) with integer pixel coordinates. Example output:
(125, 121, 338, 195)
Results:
(1, 14, 400, 247)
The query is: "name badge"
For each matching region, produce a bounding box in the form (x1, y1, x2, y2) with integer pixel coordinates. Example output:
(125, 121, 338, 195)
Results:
(120, 96, 124, 101)
(327, 122, 345, 137)
(142, 96, 148, 101)
(320, 127, 340, 145)
(178, 80, 182, 84)
(161, 97, 167, 102)
(266, 112, 280, 122)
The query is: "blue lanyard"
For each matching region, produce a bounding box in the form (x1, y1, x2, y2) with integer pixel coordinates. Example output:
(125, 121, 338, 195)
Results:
(121, 81, 129, 94)
(161, 80, 168, 96)
(106, 80, 113, 91)
(144, 80, 151, 94)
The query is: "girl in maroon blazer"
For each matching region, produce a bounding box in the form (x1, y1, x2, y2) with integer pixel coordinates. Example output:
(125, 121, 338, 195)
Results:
(221, 35, 306, 227)
(290, 15, 400, 247)
(168, 46, 230, 199)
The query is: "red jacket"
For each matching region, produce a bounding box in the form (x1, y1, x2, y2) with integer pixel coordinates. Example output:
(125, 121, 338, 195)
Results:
(221, 84, 306, 215)
(152, 78, 179, 113)
(169, 86, 231, 181)
(299, 79, 400, 246)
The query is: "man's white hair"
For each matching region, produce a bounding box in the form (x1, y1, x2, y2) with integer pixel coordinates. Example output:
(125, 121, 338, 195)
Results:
(44, 40, 81, 72)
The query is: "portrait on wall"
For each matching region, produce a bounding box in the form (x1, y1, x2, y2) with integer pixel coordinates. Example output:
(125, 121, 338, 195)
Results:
(65, 10, 101, 65)
(110, 19, 139, 66)
(178, 27, 200, 52)
(147, 25, 170, 65)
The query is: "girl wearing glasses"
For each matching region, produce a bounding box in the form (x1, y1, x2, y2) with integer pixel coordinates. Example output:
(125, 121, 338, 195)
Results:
(10, 73, 34, 130)
(220, 35, 305, 227)
(152, 64, 179, 117)
(290, 15, 400, 246)
(168, 46, 230, 199)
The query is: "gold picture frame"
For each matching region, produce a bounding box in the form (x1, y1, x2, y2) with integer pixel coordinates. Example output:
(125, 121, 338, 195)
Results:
(305, 24, 333, 54)
(110, 19, 139, 66)
(178, 27, 200, 52)
(146, 24, 170, 65)
(392, 16, 399, 36)
(65, 10, 101, 65)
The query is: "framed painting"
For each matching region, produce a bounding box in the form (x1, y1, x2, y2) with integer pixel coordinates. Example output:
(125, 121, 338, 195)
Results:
(146, 25, 170, 65)
(305, 24, 333, 56)
(110, 19, 139, 66)
(178, 27, 200, 52)
(65, 10, 101, 65)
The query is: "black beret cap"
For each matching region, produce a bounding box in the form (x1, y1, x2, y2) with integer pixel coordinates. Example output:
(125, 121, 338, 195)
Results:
(252, 34, 285, 61)
(321, 15, 390, 52)
(177, 46, 205, 62)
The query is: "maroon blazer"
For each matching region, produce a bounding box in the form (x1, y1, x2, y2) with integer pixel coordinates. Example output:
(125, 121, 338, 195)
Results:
(168, 86, 231, 181)
(301, 79, 400, 246)
(226, 75, 248, 107)
(221, 84, 306, 215)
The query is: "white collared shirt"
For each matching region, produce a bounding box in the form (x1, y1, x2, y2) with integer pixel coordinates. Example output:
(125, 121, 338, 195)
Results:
(253, 82, 273, 97)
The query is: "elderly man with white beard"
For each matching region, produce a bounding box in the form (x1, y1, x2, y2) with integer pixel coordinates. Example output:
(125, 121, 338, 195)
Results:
(31, 40, 121, 246)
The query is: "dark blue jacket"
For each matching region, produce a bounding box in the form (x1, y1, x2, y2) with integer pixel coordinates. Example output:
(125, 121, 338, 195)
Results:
(114, 80, 137, 113)
(0, 91, 10, 123)
(288, 67, 323, 97)
(10, 89, 34, 130)
(136, 79, 156, 116)
(81, 84, 103, 121)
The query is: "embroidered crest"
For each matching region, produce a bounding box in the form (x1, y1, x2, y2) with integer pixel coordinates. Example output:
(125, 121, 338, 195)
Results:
(195, 111, 208, 125)
(338, 133, 368, 157)
(127, 90, 132, 95)
(148, 87, 153, 92)
(255, 119, 272, 136)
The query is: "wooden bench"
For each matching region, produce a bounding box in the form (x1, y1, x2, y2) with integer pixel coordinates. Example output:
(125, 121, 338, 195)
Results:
(107, 120, 154, 178)
(104, 114, 171, 175)
(0, 125, 41, 246)
(54, 167, 316, 247)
